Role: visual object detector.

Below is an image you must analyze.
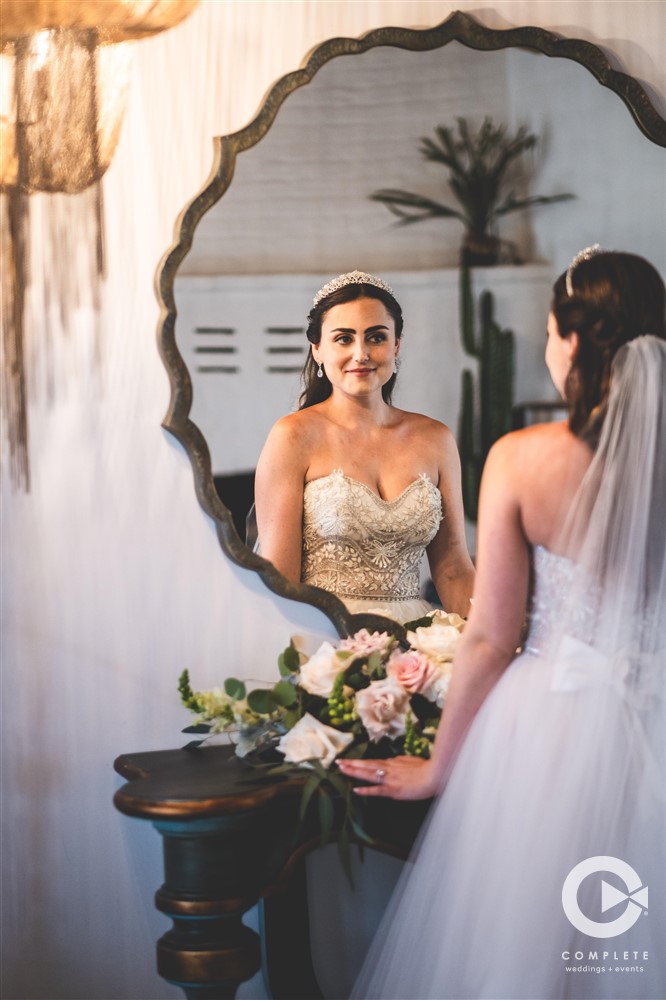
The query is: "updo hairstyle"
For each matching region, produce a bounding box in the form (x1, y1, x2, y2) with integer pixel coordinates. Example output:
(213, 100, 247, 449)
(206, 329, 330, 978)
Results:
(299, 282, 404, 410)
(551, 251, 665, 446)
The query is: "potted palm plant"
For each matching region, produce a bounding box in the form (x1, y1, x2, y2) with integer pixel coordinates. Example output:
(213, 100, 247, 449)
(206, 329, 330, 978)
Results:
(370, 117, 574, 265)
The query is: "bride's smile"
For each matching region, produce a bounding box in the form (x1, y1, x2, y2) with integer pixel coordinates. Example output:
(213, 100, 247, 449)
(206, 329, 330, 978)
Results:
(254, 270, 475, 617)
(313, 297, 399, 395)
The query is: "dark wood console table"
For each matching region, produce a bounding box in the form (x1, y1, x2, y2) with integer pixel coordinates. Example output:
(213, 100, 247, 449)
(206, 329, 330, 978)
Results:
(114, 746, 431, 999)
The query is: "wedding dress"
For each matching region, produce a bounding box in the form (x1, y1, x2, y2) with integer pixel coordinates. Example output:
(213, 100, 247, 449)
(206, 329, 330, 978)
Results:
(352, 336, 666, 1000)
(301, 469, 442, 623)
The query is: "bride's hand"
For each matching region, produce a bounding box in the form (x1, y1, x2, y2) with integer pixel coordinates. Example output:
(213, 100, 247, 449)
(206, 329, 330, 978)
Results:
(336, 756, 438, 800)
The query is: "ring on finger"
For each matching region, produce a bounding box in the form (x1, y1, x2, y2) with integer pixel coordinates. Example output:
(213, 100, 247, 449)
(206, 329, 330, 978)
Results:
(375, 767, 386, 783)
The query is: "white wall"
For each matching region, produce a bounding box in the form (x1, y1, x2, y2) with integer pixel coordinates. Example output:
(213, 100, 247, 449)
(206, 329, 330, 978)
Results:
(179, 43, 665, 278)
(1, 3, 664, 999)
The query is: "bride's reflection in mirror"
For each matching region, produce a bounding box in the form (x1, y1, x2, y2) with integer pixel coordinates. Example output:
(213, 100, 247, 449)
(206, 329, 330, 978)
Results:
(254, 272, 475, 622)
(171, 28, 664, 639)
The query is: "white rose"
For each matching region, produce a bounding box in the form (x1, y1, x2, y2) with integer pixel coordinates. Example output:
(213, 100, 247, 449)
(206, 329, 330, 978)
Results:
(427, 663, 454, 707)
(430, 610, 466, 630)
(355, 678, 410, 742)
(277, 713, 353, 768)
(407, 622, 462, 664)
(298, 641, 345, 697)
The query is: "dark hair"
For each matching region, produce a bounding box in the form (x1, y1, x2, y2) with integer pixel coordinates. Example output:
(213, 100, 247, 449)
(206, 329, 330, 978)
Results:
(299, 282, 404, 409)
(551, 251, 665, 446)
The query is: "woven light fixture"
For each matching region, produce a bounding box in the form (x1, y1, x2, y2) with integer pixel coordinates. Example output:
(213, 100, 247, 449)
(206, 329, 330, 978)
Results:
(0, 1, 200, 488)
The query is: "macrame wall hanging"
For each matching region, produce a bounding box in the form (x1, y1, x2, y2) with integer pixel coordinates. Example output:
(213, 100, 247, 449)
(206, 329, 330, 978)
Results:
(0, 0, 200, 490)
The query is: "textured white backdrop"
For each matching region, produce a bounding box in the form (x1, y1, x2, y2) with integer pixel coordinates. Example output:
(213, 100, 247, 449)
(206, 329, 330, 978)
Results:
(1, 3, 664, 998)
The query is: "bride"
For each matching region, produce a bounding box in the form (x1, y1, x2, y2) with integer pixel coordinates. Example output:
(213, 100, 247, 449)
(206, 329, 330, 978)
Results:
(339, 249, 666, 999)
(254, 271, 475, 622)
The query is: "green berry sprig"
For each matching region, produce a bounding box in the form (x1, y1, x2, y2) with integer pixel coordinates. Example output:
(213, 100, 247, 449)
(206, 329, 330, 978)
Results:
(325, 671, 356, 728)
(404, 709, 431, 758)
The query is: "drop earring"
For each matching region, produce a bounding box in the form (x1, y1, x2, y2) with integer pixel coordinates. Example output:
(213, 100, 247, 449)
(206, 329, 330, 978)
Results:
(317, 362, 324, 379)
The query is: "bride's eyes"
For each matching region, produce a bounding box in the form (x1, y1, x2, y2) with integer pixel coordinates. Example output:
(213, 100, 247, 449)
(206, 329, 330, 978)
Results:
(331, 331, 389, 345)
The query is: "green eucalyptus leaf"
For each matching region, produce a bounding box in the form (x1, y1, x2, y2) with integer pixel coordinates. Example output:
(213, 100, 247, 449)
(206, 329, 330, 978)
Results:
(224, 678, 246, 700)
(285, 645, 301, 671)
(247, 688, 278, 715)
(284, 708, 302, 730)
(273, 680, 298, 707)
(277, 653, 291, 677)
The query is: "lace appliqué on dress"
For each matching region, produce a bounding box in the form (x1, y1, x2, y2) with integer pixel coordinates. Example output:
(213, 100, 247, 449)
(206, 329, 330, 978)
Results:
(302, 470, 442, 601)
(524, 546, 591, 655)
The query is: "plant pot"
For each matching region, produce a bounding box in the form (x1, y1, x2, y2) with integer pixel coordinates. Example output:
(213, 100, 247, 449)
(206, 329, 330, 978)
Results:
(460, 231, 501, 267)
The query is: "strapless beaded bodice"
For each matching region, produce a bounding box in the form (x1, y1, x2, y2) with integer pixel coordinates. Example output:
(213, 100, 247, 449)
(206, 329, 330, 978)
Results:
(301, 470, 442, 601)
(524, 545, 595, 655)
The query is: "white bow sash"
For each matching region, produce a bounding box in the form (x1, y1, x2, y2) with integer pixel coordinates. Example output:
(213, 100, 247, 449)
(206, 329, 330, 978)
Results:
(551, 634, 630, 698)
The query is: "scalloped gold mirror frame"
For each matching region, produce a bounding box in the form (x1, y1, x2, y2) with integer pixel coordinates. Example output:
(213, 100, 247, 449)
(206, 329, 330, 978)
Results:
(156, 10, 666, 640)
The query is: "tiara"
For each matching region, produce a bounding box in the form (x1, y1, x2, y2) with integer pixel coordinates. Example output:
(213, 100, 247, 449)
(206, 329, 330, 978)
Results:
(565, 244, 605, 296)
(312, 270, 394, 308)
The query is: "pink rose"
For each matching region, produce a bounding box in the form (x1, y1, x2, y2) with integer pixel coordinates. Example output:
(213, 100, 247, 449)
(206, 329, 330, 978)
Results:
(355, 678, 409, 742)
(338, 629, 394, 659)
(387, 649, 439, 696)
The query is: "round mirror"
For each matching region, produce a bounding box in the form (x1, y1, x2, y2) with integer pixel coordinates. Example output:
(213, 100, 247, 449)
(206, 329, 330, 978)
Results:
(157, 12, 666, 638)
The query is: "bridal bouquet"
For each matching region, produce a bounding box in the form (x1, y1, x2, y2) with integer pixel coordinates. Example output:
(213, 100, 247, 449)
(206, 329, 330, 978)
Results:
(179, 610, 465, 878)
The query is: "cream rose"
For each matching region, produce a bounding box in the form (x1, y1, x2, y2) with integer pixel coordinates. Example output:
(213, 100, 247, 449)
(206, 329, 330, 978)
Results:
(429, 663, 454, 707)
(387, 649, 439, 696)
(355, 678, 410, 742)
(407, 618, 463, 664)
(298, 641, 345, 697)
(277, 713, 353, 768)
(430, 610, 466, 630)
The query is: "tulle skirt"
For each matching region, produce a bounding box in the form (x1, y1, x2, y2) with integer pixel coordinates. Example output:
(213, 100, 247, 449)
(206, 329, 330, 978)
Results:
(352, 649, 666, 1000)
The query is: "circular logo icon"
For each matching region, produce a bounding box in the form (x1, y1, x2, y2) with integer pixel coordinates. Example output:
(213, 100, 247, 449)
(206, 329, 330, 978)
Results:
(562, 856, 648, 939)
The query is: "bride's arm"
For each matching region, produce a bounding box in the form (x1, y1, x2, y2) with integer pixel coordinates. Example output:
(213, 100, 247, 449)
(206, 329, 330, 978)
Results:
(338, 434, 530, 798)
(254, 415, 309, 583)
(426, 425, 475, 617)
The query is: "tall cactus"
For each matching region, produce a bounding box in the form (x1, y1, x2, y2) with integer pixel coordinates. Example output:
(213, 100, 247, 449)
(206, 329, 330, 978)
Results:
(457, 266, 514, 521)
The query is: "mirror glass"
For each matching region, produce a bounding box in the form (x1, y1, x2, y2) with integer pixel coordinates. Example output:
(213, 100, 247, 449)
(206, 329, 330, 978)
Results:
(166, 29, 665, 631)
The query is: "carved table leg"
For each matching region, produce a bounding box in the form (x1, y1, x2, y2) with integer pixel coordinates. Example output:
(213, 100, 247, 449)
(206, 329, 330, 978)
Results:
(153, 817, 264, 999)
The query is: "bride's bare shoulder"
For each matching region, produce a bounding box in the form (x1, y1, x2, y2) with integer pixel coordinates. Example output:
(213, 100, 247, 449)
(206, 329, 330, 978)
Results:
(488, 421, 591, 489)
(398, 409, 455, 442)
(264, 406, 324, 455)
(259, 409, 322, 467)
(494, 421, 573, 456)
